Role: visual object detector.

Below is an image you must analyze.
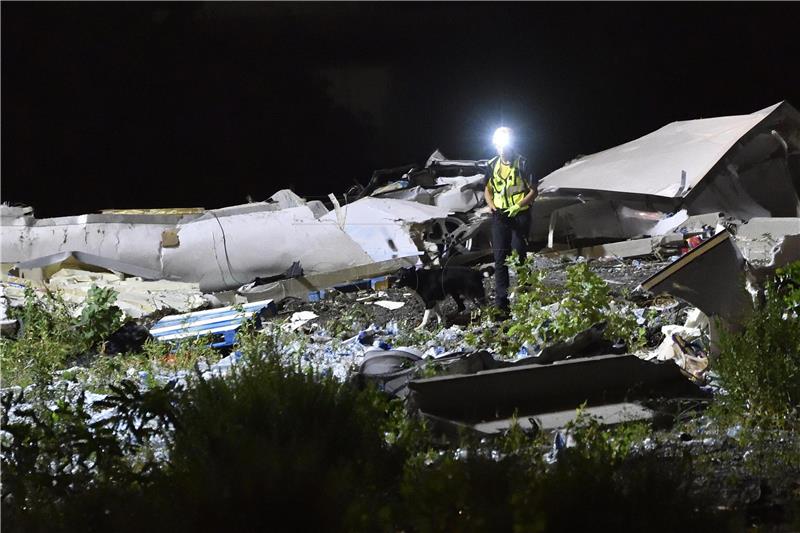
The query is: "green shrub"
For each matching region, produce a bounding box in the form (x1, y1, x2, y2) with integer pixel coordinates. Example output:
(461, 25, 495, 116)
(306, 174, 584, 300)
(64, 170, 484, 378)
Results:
(500, 258, 643, 355)
(3, 349, 738, 533)
(1, 379, 181, 532)
(400, 413, 721, 533)
(153, 355, 410, 532)
(1, 285, 123, 387)
(76, 286, 123, 349)
(714, 261, 800, 425)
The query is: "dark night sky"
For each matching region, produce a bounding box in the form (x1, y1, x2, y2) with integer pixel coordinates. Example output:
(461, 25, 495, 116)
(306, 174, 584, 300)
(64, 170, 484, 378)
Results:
(2, 2, 799, 217)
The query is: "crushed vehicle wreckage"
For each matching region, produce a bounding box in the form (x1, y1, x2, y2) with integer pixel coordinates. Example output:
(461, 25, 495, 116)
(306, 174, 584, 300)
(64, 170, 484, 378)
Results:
(2, 100, 800, 436)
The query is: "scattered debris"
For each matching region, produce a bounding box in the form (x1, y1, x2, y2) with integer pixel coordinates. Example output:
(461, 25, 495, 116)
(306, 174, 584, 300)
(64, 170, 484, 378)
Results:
(2, 270, 207, 319)
(638, 307, 710, 382)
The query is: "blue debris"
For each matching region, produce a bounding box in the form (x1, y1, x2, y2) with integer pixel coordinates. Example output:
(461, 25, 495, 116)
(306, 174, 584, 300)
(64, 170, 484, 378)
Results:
(307, 290, 326, 302)
(149, 300, 276, 349)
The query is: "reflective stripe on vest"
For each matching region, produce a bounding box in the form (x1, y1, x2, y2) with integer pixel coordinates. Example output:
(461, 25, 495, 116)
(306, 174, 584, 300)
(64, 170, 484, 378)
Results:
(490, 156, 529, 210)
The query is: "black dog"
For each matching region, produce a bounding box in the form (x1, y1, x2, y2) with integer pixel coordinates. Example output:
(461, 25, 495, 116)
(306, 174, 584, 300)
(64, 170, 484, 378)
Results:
(392, 265, 493, 328)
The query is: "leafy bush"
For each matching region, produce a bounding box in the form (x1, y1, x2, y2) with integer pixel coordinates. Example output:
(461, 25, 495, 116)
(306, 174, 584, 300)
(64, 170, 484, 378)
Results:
(3, 346, 736, 533)
(1, 285, 123, 387)
(714, 261, 800, 425)
(76, 286, 123, 349)
(400, 413, 720, 533)
(482, 258, 643, 355)
(1, 380, 181, 532)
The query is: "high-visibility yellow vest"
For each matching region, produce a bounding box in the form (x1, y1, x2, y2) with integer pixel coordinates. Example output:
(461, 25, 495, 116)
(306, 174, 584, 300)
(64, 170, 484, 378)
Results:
(489, 156, 530, 211)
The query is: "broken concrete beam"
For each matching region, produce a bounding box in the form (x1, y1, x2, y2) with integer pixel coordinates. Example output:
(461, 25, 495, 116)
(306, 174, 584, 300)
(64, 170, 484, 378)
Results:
(1, 213, 183, 276)
(470, 402, 655, 435)
(676, 213, 726, 234)
(541, 236, 658, 260)
(733, 217, 800, 264)
(236, 257, 418, 303)
(639, 229, 752, 325)
(407, 353, 703, 423)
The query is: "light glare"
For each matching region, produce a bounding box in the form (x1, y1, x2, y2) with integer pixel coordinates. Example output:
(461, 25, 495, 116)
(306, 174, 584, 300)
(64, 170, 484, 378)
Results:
(493, 127, 512, 149)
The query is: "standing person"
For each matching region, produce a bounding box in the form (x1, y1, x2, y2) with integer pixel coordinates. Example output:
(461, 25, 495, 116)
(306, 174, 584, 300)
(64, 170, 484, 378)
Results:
(483, 126, 538, 314)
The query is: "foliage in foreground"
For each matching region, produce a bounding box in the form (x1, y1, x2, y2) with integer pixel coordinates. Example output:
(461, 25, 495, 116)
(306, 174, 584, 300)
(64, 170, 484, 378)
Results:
(1, 284, 224, 391)
(714, 261, 800, 426)
(6, 262, 800, 530)
(3, 344, 729, 533)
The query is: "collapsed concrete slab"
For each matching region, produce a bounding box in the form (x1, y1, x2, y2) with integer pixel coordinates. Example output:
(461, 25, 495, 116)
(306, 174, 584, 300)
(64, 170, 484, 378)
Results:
(639, 230, 752, 325)
(0, 206, 189, 276)
(2, 191, 454, 293)
(639, 217, 800, 329)
(407, 353, 704, 424)
(537, 101, 800, 245)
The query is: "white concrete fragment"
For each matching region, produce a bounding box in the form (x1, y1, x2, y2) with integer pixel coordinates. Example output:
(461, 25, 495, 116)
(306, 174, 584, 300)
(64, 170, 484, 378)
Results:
(319, 197, 451, 263)
(734, 217, 800, 265)
(282, 311, 319, 332)
(3, 270, 207, 319)
(432, 174, 486, 212)
(374, 300, 405, 310)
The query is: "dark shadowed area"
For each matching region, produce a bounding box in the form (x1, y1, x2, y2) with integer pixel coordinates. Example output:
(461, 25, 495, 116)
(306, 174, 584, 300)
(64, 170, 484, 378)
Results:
(2, 2, 798, 217)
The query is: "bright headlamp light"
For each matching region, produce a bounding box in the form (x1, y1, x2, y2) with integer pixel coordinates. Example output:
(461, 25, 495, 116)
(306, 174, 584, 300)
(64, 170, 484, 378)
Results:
(492, 127, 512, 150)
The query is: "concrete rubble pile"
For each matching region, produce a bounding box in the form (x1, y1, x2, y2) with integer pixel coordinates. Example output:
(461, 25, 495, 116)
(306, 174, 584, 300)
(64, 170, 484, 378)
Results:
(3, 100, 800, 437)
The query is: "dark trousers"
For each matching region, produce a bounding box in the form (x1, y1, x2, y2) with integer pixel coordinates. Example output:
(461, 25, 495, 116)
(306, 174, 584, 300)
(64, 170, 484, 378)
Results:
(492, 209, 531, 309)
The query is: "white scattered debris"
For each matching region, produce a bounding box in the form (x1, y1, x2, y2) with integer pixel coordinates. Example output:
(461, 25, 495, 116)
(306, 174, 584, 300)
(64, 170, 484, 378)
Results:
(282, 311, 319, 332)
(637, 308, 710, 379)
(374, 300, 405, 310)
